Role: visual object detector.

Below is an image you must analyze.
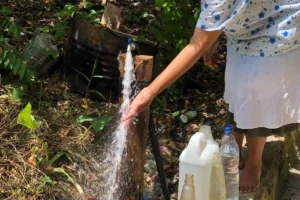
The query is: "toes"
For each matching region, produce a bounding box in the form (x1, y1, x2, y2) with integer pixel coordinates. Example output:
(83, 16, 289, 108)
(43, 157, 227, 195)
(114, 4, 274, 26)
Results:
(240, 185, 248, 194)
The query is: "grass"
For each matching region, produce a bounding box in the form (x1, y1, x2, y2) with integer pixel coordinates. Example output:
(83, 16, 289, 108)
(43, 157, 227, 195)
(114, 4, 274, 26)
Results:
(0, 72, 117, 199)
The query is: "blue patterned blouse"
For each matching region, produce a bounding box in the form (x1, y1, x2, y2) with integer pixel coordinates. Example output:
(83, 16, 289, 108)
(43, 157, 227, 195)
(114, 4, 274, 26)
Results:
(196, 0, 300, 56)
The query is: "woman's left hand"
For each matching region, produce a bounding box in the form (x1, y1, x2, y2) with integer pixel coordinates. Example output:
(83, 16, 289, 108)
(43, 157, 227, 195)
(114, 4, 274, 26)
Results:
(203, 40, 222, 69)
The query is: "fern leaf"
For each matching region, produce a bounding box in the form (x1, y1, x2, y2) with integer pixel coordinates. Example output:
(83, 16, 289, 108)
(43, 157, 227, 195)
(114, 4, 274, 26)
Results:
(23, 67, 32, 82)
(0, 18, 10, 31)
(13, 57, 21, 75)
(18, 63, 26, 79)
(9, 53, 16, 70)
(3, 51, 11, 68)
(0, 49, 8, 64)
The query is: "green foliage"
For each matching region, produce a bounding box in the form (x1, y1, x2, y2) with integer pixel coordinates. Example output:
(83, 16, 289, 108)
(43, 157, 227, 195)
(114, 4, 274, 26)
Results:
(39, 176, 57, 185)
(150, 0, 200, 112)
(45, 2, 104, 40)
(151, 0, 200, 61)
(11, 88, 24, 102)
(17, 103, 83, 196)
(153, 79, 183, 113)
(71, 57, 106, 100)
(17, 103, 38, 130)
(0, 17, 33, 81)
(76, 114, 112, 131)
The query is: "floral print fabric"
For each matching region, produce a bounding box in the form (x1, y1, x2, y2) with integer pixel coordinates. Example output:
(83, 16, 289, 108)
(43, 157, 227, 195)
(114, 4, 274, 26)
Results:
(196, 0, 300, 56)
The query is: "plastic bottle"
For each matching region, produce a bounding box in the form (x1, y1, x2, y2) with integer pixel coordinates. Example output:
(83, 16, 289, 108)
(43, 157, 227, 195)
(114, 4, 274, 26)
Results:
(209, 152, 226, 200)
(180, 111, 197, 123)
(178, 125, 219, 200)
(180, 173, 196, 200)
(220, 125, 239, 200)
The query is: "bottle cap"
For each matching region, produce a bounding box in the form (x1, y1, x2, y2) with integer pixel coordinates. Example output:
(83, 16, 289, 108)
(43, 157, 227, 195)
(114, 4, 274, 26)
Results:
(223, 125, 233, 134)
(128, 38, 133, 44)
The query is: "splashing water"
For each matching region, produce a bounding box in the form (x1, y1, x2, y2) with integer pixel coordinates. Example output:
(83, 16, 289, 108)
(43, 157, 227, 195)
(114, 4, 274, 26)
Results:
(104, 43, 136, 199)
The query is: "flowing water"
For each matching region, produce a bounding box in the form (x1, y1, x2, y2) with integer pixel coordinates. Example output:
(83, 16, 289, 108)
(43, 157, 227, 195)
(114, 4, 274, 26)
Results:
(103, 44, 136, 199)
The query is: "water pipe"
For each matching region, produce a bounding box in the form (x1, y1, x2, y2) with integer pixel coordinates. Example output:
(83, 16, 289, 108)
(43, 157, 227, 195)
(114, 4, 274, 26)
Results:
(149, 111, 171, 200)
(128, 38, 140, 54)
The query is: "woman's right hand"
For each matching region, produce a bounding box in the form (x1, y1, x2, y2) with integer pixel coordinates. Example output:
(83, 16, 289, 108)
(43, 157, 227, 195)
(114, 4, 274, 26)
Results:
(122, 87, 154, 122)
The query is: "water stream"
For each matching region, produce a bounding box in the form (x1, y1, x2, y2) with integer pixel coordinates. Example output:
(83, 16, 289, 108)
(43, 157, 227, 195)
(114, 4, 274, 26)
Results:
(104, 42, 136, 199)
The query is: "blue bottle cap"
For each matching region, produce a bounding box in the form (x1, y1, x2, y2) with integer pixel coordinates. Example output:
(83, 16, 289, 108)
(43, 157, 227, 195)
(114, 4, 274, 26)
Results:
(223, 125, 233, 134)
(128, 38, 133, 44)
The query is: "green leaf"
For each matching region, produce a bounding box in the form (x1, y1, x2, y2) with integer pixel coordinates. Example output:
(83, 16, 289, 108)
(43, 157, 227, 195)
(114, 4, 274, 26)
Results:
(13, 58, 21, 74)
(96, 9, 104, 14)
(88, 90, 106, 100)
(17, 103, 38, 130)
(23, 68, 33, 82)
(18, 63, 26, 79)
(12, 189, 21, 195)
(13, 25, 21, 38)
(11, 88, 23, 102)
(90, 9, 97, 15)
(40, 176, 57, 185)
(91, 115, 112, 131)
(53, 22, 67, 31)
(155, 96, 167, 109)
(71, 67, 90, 82)
(3, 51, 10, 68)
(55, 30, 66, 40)
(1, 18, 10, 30)
(136, 35, 146, 42)
(92, 75, 104, 79)
(7, 22, 15, 36)
(54, 4, 76, 18)
(172, 110, 181, 117)
(140, 12, 149, 18)
(51, 167, 73, 181)
(92, 18, 100, 24)
(76, 115, 95, 123)
(9, 53, 16, 70)
(0, 7, 13, 15)
(40, 26, 50, 33)
(0, 49, 8, 64)
(82, 1, 95, 9)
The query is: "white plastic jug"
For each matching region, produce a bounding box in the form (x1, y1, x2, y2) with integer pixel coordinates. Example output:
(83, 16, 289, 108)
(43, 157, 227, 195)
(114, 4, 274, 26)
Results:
(178, 125, 219, 200)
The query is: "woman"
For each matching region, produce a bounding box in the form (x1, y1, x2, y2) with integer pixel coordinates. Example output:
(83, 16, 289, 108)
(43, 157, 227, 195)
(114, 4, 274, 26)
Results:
(123, 0, 300, 194)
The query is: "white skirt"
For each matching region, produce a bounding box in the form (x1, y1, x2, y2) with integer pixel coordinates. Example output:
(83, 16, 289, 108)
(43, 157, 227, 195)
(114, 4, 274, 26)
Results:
(224, 42, 300, 129)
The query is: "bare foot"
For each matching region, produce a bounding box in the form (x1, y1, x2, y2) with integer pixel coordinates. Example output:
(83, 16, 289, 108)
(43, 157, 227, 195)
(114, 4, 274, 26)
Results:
(239, 162, 261, 194)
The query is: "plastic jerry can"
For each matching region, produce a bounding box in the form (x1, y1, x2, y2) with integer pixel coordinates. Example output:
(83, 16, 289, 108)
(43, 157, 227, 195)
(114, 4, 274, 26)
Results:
(178, 125, 219, 200)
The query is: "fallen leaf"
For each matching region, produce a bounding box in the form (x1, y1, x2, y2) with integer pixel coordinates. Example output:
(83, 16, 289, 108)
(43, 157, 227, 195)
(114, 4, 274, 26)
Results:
(28, 155, 36, 166)
(59, 127, 71, 138)
(82, 104, 89, 109)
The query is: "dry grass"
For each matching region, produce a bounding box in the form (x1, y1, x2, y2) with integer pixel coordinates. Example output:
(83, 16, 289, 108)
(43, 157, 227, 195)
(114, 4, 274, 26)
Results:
(0, 74, 117, 199)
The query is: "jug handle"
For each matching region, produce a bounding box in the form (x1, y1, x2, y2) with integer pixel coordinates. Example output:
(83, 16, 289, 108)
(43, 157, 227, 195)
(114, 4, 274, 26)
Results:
(187, 132, 207, 155)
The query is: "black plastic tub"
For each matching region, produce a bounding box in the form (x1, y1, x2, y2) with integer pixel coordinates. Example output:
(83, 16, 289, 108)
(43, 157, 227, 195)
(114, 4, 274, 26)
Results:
(62, 14, 158, 102)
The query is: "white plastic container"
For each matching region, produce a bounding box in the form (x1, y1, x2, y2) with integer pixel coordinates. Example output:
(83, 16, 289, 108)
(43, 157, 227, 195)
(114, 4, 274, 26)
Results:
(178, 125, 219, 200)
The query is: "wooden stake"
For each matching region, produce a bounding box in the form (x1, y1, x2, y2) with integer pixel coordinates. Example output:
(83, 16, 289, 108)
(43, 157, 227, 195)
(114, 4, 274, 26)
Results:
(119, 54, 153, 199)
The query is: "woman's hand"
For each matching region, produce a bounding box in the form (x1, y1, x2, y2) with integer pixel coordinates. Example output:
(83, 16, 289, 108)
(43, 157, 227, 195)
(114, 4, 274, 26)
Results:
(122, 28, 221, 122)
(122, 87, 154, 122)
(203, 40, 222, 69)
